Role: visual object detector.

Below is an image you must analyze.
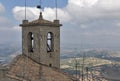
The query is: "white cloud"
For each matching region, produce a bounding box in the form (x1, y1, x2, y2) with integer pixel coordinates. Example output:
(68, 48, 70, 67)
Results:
(0, 25, 21, 32)
(68, 0, 98, 8)
(13, 6, 39, 21)
(0, 16, 9, 24)
(13, 6, 71, 23)
(0, 3, 15, 31)
(12, 0, 120, 24)
(0, 16, 13, 31)
(66, 0, 120, 24)
(80, 24, 88, 29)
(97, 0, 120, 10)
(13, 26, 21, 32)
(0, 3, 5, 13)
(116, 22, 120, 27)
(43, 8, 71, 22)
(3, 0, 120, 49)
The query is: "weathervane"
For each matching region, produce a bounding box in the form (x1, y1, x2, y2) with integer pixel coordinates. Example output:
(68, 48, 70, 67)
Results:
(37, 0, 43, 19)
(37, 0, 42, 12)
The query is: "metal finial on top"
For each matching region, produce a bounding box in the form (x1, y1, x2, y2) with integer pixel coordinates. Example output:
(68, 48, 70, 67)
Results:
(37, 5, 43, 20)
(37, 0, 43, 20)
(39, 12, 43, 20)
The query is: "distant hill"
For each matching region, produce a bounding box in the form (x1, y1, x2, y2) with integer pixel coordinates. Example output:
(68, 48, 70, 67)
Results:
(0, 44, 120, 64)
(61, 49, 120, 62)
(61, 56, 120, 81)
(60, 48, 120, 81)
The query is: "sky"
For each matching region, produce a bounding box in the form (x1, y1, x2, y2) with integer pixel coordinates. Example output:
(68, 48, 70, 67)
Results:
(1, 0, 120, 50)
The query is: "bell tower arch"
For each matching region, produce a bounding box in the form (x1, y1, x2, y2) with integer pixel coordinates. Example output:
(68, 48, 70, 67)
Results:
(20, 13, 62, 69)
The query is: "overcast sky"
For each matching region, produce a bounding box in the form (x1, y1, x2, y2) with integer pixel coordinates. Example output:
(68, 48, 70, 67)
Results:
(1, 0, 120, 50)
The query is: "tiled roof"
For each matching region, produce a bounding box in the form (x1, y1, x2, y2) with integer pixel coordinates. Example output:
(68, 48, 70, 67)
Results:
(7, 55, 77, 81)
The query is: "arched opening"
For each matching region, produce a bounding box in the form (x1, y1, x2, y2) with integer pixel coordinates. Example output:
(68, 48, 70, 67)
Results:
(47, 32, 53, 52)
(28, 32, 34, 52)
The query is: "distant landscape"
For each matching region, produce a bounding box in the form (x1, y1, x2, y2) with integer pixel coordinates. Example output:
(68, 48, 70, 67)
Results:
(0, 43, 120, 81)
(60, 45, 120, 81)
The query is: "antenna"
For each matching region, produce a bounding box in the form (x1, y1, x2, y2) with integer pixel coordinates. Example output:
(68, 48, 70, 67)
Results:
(75, 58, 77, 78)
(37, 1, 43, 80)
(81, 54, 85, 81)
(55, 0, 58, 20)
(25, 0, 27, 20)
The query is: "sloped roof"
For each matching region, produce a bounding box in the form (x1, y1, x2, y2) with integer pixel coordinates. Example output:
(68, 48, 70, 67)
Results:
(6, 55, 77, 81)
(20, 13, 62, 27)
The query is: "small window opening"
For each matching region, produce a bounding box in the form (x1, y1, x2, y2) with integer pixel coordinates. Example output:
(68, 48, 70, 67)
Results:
(47, 32, 53, 52)
(28, 32, 34, 52)
(31, 34, 34, 52)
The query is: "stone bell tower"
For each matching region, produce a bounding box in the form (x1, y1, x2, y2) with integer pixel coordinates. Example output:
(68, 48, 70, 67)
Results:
(20, 12, 62, 69)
